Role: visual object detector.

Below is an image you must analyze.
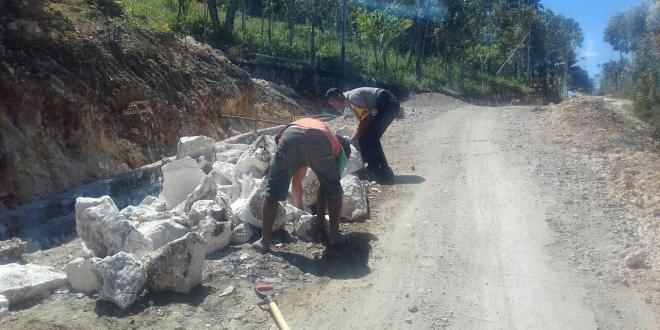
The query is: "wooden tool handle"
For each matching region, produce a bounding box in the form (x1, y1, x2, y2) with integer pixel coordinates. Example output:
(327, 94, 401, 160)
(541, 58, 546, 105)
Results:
(268, 301, 291, 330)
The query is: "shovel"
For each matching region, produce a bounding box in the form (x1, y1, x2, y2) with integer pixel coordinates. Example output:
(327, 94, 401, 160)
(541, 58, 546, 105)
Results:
(255, 283, 291, 330)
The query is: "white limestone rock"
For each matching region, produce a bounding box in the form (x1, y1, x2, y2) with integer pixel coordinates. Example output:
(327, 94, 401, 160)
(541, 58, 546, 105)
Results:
(196, 217, 233, 255)
(139, 195, 167, 212)
(234, 135, 277, 178)
(95, 252, 146, 309)
(183, 161, 238, 214)
(176, 136, 215, 159)
(301, 168, 320, 207)
(231, 178, 286, 230)
(75, 196, 118, 257)
(65, 257, 102, 293)
(117, 205, 159, 223)
(143, 232, 205, 293)
(137, 219, 189, 250)
(0, 263, 67, 304)
(104, 218, 154, 259)
(0, 294, 7, 316)
(293, 215, 321, 241)
(284, 203, 308, 224)
(231, 223, 255, 244)
(159, 157, 207, 211)
(188, 200, 230, 227)
(341, 175, 369, 220)
(0, 238, 27, 261)
(344, 144, 363, 175)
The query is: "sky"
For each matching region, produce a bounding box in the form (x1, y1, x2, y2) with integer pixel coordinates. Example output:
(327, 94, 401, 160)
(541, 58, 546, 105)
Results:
(541, 0, 644, 79)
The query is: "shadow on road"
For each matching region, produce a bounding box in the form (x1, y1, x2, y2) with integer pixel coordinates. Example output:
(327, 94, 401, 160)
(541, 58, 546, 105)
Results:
(276, 232, 376, 280)
(389, 174, 425, 185)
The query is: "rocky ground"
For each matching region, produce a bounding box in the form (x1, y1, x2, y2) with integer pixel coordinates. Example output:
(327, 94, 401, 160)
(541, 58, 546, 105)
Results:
(1, 94, 658, 329)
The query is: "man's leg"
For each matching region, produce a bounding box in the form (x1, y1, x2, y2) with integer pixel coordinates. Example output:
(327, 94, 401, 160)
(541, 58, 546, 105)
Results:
(257, 196, 280, 251)
(327, 196, 342, 246)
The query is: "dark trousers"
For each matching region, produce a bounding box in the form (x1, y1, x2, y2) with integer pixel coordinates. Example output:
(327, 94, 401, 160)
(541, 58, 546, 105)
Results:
(358, 91, 399, 175)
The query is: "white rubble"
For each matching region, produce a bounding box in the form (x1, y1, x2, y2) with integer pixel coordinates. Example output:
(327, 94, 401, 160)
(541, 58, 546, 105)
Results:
(293, 215, 321, 241)
(232, 177, 287, 230)
(284, 203, 309, 224)
(215, 149, 245, 164)
(143, 232, 205, 293)
(0, 294, 7, 316)
(334, 126, 353, 137)
(159, 157, 207, 211)
(65, 257, 102, 293)
(176, 136, 215, 159)
(187, 198, 233, 226)
(231, 223, 255, 244)
(234, 135, 277, 178)
(301, 168, 321, 207)
(139, 195, 167, 212)
(183, 162, 238, 213)
(341, 174, 369, 220)
(96, 252, 146, 309)
(117, 205, 159, 223)
(344, 144, 363, 175)
(0, 238, 27, 261)
(196, 216, 233, 255)
(75, 196, 118, 256)
(104, 218, 154, 258)
(0, 263, 67, 304)
(137, 219, 189, 250)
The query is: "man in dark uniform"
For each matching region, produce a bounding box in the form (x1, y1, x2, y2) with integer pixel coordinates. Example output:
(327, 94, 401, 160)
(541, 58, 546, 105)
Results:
(326, 87, 400, 182)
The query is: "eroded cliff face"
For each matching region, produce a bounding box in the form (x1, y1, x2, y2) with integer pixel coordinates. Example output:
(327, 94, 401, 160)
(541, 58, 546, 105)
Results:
(0, 0, 302, 208)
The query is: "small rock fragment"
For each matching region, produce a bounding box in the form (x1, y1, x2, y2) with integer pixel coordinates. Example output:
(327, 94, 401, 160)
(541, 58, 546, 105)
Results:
(408, 305, 419, 313)
(219, 285, 234, 297)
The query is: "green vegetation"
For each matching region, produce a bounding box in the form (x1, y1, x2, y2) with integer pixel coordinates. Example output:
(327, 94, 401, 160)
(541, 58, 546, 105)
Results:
(114, 0, 589, 103)
(599, 1, 659, 133)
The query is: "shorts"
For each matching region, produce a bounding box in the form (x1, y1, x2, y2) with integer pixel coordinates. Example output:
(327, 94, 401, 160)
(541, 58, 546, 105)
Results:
(265, 126, 343, 202)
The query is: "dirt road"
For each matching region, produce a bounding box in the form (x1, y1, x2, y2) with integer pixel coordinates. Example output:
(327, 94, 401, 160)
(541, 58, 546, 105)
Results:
(284, 94, 657, 329)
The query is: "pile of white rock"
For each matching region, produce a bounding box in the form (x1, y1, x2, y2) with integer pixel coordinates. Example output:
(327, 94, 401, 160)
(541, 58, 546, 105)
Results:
(53, 132, 367, 310)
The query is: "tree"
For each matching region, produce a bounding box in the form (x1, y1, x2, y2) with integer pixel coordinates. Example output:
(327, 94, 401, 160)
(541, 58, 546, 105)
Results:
(207, 0, 222, 47)
(224, 0, 240, 38)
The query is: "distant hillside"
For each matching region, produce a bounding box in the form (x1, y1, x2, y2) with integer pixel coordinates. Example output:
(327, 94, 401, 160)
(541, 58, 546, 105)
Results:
(0, 0, 303, 208)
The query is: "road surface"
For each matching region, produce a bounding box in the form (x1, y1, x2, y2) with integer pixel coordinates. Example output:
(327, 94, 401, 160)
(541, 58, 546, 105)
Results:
(283, 94, 656, 329)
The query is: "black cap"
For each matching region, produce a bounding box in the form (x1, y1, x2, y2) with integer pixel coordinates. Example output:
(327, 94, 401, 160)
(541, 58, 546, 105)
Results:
(325, 88, 343, 100)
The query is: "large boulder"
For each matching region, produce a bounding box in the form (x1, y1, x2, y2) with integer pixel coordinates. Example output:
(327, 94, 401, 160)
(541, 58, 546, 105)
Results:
(196, 216, 233, 255)
(0, 263, 67, 304)
(233, 135, 277, 178)
(159, 157, 207, 211)
(143, 232, 205, 293)
(0, 238, 27, 261)
(215, 149, 244, 164)
(96, 252, 146, 309)
(65, 257, 102, 293)
(183, 162, 238, 214)
(231, 177, 287, 230)
(344, 144, 363, 175)
(104, 218, 154, 258)
(176, 136, 215, 159)
(137, 219, 189, 250)
(75, 196, 118, 257)
(293, 215, 322, 241)
(341, 175, 369, 221)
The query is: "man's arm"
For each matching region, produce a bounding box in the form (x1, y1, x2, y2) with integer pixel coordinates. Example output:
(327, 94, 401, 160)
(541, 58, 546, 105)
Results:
(291, 166, 308, 209)
(351, 113, 373, 143)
